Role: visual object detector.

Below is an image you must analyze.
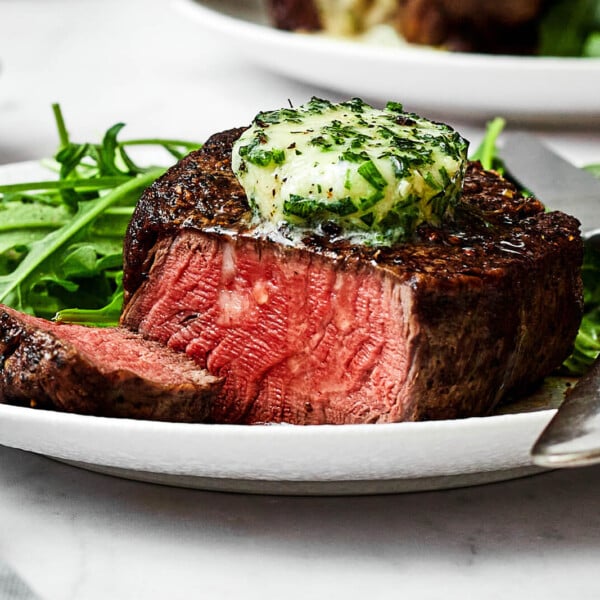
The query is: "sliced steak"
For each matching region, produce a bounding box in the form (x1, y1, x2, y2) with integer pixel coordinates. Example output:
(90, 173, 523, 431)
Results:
(0, 305, 220, 421)
(121, 129, 583, 425)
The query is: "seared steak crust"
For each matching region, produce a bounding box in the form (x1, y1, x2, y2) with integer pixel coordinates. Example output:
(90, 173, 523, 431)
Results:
(0, 306, 220, 421)
(121, 128, 583, 424)
(124, 129, 579, 296)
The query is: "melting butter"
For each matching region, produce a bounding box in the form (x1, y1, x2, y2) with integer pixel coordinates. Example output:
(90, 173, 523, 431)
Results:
(232, 97, 468, 245)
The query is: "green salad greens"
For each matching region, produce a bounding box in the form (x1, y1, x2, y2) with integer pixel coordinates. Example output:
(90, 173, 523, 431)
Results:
(539, 0, 600, 57)
(0, 105, 201, 326)
(562, 238, 600, 374)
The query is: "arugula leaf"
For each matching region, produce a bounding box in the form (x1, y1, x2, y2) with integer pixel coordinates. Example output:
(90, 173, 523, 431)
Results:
(584, 163, 600, 178)
(0, 171, 161, 313)
(538, 0, 600, 57)
(562, 233, 600, 375)
(470, 117, 506, 172)
(55, 288, 124, 327)
(0, 104, 201, 324)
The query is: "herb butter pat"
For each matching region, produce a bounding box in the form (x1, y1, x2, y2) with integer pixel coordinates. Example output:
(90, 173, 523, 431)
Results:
(232, 97, 468, 244)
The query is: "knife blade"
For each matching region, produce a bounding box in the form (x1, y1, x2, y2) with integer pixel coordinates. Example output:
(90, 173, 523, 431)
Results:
(500, 132, 600, 232)
(498, 132, 600, 468)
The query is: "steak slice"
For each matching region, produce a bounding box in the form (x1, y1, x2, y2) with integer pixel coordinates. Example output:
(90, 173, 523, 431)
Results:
(121, 129, 583, 425)
(0, 305, 220, 421)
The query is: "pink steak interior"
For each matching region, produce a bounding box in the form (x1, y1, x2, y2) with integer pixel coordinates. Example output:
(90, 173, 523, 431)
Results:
(126, 231, 418, 424)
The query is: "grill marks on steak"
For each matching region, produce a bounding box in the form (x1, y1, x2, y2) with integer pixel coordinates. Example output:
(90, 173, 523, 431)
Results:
(120, 129, 583, 425)
(0, 306, 220, 421)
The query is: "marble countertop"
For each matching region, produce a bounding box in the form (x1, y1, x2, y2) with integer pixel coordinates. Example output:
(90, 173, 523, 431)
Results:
(3, 446, 600, 600)
(1, 1, 600, 598)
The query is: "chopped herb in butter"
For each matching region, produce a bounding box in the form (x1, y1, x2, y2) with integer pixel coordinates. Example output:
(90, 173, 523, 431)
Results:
(232, 97, 468, 245)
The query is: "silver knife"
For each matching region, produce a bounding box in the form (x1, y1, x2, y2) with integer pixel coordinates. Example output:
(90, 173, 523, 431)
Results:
(499, 132, 600, 468)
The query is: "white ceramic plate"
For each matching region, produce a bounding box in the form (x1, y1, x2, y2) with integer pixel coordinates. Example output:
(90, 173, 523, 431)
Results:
(0, 391, 562, 495)
(178, 0, 600, 122)
(0, 161, 572, 495)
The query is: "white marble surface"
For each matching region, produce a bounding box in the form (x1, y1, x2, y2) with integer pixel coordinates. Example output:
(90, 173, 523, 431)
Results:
(1, 1, 600, 599)
(3, 447, 600, 600)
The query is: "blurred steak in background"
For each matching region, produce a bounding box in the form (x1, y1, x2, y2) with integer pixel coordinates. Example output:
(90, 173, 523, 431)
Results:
(397, 0, 545, 53)
(267, 0, 547, 54)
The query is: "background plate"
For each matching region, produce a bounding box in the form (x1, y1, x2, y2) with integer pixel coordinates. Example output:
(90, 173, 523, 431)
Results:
(178, 0, 600, 122)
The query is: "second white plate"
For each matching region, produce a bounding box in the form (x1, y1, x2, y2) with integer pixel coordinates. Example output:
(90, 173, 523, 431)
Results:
(178, 0, 600, 122)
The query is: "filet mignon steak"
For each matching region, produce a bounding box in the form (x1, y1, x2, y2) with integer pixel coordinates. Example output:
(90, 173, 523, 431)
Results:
(0, 305, 220, 421)
(121, 128, 583, 425)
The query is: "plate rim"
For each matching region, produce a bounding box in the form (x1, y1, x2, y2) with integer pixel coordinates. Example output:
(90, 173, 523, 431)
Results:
(0, 401, 556, 493)
(0, 400, 558, 436)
